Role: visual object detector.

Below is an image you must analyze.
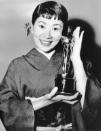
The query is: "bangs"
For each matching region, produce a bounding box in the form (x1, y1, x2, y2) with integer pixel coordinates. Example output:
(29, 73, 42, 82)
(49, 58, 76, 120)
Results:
(40, 13, 59, 20)
(37, 3, 62, 20)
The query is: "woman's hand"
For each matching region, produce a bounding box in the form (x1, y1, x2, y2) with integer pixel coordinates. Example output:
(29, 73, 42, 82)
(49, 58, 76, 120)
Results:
(70, 26, 84, 63)
(26, 87, 80, 111)
(51, 92, 80, 104)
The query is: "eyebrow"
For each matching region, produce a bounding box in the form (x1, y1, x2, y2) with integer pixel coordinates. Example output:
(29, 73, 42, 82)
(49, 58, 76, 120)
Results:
(38, 22, 62, 26)
(38, 21, 46, 24)
(53, 24, 62, 26)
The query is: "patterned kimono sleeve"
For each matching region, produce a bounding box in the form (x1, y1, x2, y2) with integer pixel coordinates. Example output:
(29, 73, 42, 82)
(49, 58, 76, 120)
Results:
(0, 60, 35, 131)
(82, 77, 101, 128)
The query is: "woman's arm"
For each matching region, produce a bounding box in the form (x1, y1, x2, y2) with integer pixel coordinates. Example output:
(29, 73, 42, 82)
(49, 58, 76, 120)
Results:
(70, 27, 101, 128)
(71, 27, 87, 108)
(26, 87, 80, 111)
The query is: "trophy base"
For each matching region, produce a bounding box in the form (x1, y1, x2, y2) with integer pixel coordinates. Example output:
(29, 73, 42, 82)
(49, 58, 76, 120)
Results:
(55, 74, 76, 95)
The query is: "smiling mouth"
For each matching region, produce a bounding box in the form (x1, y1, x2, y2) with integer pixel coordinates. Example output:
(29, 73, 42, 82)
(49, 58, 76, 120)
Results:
(40, 40, 53, 46)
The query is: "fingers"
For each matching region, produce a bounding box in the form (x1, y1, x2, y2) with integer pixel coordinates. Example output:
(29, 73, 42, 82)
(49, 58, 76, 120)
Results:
(73, 26, 84, 38)
(71, 26, 84, 61)
(63, 92, 80, 101)
(51, 91, 81, 102)
(73, 27, 84, 44)
(73, 26, 80, 38)
(63, 100, 78, 104)
(62, 92, 82, 104)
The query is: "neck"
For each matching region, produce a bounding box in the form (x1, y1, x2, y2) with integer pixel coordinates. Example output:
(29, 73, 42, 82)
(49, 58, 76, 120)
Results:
(36, 48, 55, 60)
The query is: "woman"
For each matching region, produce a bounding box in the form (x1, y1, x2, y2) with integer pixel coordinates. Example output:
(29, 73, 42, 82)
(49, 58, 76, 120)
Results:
(0, 1, 100, 131)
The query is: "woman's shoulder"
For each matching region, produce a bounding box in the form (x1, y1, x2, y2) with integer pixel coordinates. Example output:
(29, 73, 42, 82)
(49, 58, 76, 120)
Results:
(7, 56, 28, 72)
(10, 56, 26, 66)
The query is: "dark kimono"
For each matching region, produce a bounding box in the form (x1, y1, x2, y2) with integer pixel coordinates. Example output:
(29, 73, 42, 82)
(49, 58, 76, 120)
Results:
(0, 48, 101, 131)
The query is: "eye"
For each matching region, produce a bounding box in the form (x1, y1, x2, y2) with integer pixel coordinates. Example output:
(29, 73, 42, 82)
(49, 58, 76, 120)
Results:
(39, 24, 45, 29)
(53, 27, 61, 31)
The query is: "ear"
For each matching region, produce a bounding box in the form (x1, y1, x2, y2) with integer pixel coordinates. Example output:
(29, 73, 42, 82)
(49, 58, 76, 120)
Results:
(25, 22, 32, 36)
(31, 24, 34, 34)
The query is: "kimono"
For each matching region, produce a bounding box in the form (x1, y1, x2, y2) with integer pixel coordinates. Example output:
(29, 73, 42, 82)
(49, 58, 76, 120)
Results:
(0, 48, 101, 131)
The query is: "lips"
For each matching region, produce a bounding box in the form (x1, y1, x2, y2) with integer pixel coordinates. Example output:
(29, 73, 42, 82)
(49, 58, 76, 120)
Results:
(40, 39, 53, 46)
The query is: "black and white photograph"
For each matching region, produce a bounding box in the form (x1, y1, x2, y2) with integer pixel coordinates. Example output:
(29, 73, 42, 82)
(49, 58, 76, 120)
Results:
(0, 0, 101, 131)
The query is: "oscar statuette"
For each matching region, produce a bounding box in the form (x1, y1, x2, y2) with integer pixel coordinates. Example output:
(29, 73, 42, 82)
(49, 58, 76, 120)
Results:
(55, 33, 76, 95)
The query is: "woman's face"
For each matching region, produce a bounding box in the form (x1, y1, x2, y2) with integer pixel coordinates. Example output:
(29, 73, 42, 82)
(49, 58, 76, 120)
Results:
(31, 16, 63, 53)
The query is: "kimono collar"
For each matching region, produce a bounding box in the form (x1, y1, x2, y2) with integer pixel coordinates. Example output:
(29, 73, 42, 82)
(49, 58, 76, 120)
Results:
(23, 48, 63, 71)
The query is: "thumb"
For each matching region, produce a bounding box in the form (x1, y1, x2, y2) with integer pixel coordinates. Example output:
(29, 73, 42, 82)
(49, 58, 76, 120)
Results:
(45, 87, 58, 99)
(80, 30, 84, 42)
(78, 30, 84, 51)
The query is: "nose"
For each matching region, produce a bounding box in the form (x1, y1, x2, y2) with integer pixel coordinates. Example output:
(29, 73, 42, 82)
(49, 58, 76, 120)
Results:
(45, 28, 52, 39)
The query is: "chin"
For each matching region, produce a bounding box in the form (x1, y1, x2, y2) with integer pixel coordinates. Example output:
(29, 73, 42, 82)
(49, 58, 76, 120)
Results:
(43, 48, 55, 53)
(41, 47, 51, 52)
(42, 49, 51, 53)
